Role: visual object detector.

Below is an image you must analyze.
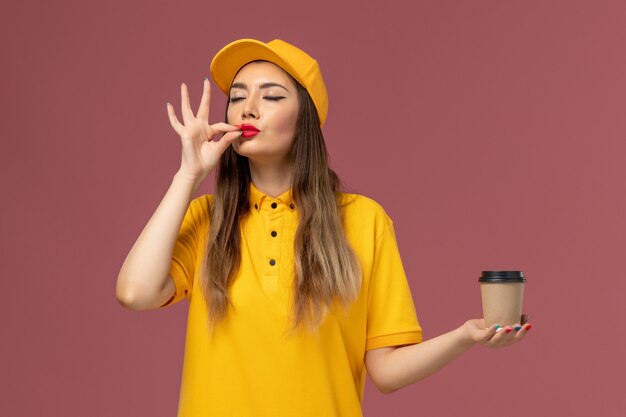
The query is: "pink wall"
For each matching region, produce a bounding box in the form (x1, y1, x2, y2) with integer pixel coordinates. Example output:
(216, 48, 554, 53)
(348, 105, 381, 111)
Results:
(2, 0, 624, 416)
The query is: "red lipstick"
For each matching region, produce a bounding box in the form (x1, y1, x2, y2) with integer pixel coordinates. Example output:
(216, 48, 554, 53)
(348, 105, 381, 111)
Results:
(238, 123, 260, 138)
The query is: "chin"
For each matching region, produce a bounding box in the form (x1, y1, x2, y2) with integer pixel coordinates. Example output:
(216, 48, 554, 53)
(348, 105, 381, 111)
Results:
(234, 146, 290, 165)
(233, 137, 254, 150)
(233, 140, 263, 157)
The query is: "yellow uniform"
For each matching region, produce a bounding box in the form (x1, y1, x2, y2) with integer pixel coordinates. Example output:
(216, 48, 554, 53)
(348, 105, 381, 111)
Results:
(162, 181, 423, 416)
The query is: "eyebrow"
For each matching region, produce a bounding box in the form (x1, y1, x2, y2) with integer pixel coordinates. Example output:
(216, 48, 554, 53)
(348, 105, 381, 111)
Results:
(230, 82, 289, 92)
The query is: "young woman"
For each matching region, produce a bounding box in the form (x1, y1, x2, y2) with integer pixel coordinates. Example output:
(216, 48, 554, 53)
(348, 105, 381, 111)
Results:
(116, 38, 531, 417)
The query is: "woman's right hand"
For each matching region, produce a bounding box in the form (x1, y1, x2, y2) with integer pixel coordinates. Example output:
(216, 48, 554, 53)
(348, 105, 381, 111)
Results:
(166, 79, 242, 184)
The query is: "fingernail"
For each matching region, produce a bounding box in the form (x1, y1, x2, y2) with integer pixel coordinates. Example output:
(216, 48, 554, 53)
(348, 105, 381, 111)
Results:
(204, 77, 208, 81)
(494, 324, 501, 330)
(525, 324, 533, 331)
(514, 325, 522, 331)
(505, 327, 512, 333)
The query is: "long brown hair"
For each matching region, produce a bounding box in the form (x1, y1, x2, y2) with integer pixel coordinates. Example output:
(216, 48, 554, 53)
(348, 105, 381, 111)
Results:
(199, 61, 362, 335)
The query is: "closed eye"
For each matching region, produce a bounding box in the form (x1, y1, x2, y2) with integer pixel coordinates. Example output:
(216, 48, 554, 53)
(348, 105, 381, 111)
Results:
(228, 96, 286, 103)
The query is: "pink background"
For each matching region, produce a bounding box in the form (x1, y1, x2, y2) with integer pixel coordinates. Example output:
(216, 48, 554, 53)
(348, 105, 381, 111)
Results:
(2, 0, 624, 416)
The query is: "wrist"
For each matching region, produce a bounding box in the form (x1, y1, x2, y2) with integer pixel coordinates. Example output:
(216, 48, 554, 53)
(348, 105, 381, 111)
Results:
(173, 170, 202, 190)
(457, 322, 478, 348)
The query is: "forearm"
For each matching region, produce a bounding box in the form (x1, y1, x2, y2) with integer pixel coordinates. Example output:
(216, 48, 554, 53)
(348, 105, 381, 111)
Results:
(116, 171, 199, 303)
(382, 325, 475, 393)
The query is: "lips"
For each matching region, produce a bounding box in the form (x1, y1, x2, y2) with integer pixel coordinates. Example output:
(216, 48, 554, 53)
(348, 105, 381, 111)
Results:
(237, 123, 260, 138)
(238, 123, 260, 132)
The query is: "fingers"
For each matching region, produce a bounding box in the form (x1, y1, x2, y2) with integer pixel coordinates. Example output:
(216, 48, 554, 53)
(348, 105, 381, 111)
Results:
(196, 78, 211, 121)
(180, 82, 194, 123)
(521, 314, 530, 325)
(167, 86, 239, 140)
(213, 129, 243, 151)
(202, 122, 242, 142)
(209, 122, 241, 134)
(478, 323, 500, 344)
(487, 322, 532, 347)
(222, 129, 244, 141)
(166, 102, 183, 136)
(513, 322, 532, 343)
(485, 325, 514, 347)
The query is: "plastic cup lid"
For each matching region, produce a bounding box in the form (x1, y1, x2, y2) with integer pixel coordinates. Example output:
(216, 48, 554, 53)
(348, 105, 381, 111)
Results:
(478, 271, 526, 283)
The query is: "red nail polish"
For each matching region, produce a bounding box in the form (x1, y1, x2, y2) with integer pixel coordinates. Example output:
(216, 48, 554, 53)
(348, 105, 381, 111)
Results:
(525, 324, 532, 330)
(505, 327, 512, 333)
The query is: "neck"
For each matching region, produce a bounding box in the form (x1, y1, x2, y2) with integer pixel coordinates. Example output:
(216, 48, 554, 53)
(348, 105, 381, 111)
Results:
(248, 158, 294, 198)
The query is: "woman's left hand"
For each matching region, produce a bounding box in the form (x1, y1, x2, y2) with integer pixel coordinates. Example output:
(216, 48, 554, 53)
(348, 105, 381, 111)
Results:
(462, 314, 532, 348)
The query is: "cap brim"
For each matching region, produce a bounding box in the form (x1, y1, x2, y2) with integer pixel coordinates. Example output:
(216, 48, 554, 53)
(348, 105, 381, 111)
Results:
(210, 39, 302, 96)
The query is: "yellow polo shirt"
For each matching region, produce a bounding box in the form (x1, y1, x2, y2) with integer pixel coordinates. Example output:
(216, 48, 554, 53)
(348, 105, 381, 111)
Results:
(162, 181, 423, 417)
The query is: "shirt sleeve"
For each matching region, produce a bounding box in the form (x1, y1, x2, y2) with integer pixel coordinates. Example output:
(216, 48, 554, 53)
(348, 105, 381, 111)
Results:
(365, 216, 423, 350)
(160, 197, 208, 308)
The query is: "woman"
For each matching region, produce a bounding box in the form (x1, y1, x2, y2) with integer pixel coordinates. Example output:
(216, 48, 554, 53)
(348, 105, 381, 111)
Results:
(116, 38, 531, 417)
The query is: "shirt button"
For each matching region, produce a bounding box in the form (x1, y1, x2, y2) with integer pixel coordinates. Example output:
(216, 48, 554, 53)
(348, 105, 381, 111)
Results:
(269, 259, 276, 266)
(271, 231, 277, 237)
(254, 203, 258, 209)
(271, 202, 277, 209)
(290, 203, 295, 209)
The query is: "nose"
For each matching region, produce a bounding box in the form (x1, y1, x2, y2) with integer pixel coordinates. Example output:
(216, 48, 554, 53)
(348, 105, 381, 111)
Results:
(241, 94, 259, 120)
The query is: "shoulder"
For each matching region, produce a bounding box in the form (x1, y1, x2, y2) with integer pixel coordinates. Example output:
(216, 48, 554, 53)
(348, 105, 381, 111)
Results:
(190, 194, 214, 209)
(338, 192, 393, 238)
(188, 194, 214, 211)
(339, 191, 392, 219)
(184, 194, 215, 226)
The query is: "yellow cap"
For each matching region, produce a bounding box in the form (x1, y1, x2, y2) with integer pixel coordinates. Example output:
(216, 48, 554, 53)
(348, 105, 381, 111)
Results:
(210, 38, 329, 127)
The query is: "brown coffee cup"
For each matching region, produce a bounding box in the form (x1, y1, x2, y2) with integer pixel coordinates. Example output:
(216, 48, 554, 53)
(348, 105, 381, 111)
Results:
(479, 271, 526, 327)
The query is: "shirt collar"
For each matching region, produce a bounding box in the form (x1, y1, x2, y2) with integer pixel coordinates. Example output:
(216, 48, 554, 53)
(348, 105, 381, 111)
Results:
(249, 181, 297, 212)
